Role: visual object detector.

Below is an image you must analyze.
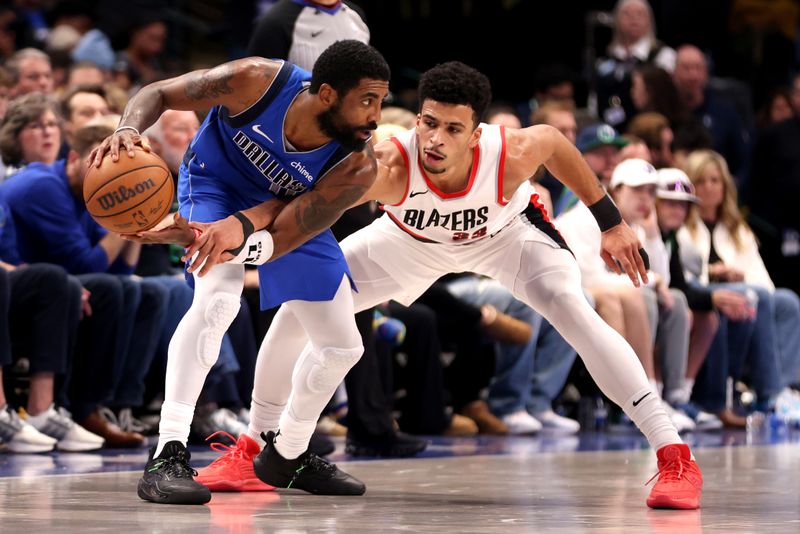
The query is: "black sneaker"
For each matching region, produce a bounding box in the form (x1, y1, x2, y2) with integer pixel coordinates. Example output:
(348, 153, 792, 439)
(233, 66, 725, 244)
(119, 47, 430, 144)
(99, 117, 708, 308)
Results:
(137, 441, 211, 504)
(345, 432, 427, 458)
(253, 431, 365, 495)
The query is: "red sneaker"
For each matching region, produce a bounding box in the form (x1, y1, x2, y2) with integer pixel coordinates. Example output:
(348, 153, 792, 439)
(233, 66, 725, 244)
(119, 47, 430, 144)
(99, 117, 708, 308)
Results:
(196, 432, 275, 492)
(646, 443, 703, 509)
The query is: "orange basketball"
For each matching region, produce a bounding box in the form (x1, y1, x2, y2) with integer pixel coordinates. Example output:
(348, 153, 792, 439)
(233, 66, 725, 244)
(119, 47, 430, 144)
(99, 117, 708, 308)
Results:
(83, 147, 174, 234)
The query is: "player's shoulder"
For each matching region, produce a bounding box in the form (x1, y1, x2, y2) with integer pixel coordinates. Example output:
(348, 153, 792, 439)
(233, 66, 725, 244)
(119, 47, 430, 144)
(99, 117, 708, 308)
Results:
(230, 56, 286, 86)
(374, 137, 408, 168)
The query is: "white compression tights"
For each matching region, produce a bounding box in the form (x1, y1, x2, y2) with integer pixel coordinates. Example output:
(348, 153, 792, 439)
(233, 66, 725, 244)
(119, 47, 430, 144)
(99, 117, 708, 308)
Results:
(155, 263, 244, 457)
(250, 241, 680, 453)
(507, 242, 680, 451)
(249, 276, 363, 460)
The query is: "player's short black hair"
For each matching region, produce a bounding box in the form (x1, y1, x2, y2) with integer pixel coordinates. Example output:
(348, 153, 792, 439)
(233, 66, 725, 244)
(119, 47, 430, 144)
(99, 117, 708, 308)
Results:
(418, 62, 491, 128)
(310, 40, 390, 96)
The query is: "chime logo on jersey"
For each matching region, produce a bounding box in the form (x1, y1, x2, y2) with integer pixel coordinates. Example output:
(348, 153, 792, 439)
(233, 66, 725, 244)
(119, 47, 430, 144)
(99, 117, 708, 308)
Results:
(232, 131, 308, 197)
(402, 206, 489, 232)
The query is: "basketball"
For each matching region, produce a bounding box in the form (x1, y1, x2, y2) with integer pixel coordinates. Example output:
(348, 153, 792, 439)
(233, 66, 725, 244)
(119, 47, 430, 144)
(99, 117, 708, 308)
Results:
(83, 147, 174, 234)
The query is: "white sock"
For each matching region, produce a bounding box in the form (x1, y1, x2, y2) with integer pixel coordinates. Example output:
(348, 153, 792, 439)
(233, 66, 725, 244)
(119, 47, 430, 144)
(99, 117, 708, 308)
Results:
(623, 388, 682, 451)
(247, 396, 285, 447)
(274, 405, 317, 460)
(155, 400, 195, 457)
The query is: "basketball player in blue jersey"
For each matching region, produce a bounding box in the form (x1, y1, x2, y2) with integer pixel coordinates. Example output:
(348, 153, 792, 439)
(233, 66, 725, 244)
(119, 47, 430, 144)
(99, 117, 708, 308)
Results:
(89, 40, 390, 504)
(187, 62, 704, 509)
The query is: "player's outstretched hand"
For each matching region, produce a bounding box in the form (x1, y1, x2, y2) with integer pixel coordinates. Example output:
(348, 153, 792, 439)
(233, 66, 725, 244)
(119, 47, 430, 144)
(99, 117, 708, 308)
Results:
(599, 221, 649, 288)
(88, 129, 152, 168)
(121, 212, 196, 247)
(182, 215, 244, 277)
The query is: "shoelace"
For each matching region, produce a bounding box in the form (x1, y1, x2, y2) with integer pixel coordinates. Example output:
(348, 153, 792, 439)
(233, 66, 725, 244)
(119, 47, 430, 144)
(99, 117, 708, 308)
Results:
(151, 451, 197, 479)
(117, 409, 148, 433)
(646, 457, 687, 486)
(98, 407, 122, 429)
(206, 431, 245, 465)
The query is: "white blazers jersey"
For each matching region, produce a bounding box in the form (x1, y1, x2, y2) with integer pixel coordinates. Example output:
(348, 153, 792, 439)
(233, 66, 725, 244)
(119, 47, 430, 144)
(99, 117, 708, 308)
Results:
(381, 124, 534, 244)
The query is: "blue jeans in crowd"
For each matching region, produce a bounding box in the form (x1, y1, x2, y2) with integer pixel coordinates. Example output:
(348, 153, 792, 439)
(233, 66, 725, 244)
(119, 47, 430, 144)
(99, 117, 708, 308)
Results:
(447, 276, 577, 416)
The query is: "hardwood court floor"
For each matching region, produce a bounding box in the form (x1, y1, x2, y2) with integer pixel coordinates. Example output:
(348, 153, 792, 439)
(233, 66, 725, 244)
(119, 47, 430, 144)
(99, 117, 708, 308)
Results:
(0, 432, 798, 533)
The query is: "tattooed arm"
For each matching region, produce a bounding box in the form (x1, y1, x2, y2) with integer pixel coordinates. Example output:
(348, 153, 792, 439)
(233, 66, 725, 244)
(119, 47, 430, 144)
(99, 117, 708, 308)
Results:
(181, 147, 377, 276)
(90, 57, 282, 166)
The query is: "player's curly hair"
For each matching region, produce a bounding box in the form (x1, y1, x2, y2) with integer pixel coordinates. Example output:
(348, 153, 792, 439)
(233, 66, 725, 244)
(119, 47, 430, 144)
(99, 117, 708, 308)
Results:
(418, 62, 492, 127)
(310, 40, 390, 96)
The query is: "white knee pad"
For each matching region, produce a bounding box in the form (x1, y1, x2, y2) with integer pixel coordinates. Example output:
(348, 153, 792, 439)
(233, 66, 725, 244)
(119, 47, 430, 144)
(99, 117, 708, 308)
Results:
(305, 345, 363, 394)
(197, 292, 241, 368)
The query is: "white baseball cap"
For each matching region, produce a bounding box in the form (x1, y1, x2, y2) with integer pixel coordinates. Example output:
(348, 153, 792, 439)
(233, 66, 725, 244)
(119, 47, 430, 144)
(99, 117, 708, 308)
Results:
(656, 168, 699, 203)
(609, 158, 658, 189)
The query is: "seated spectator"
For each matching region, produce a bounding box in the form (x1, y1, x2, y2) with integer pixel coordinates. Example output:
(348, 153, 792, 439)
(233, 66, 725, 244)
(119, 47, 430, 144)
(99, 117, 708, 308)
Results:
(0, 196, 104, 452)
(755, 87, 794, 130)
(678, 150, 800, 418)
(0, 92, 62, 177)
(378, 106, 416, 129)
(485, 103, 521, 129)
(60, 85, 111, 146)
(5, 47, 53, 98)
(672, 45, 750, 183)
(65, 61, 106, 89)
(529, 100, 578, 206)
(595, 0, 676, 128)
(556, 124, 627, 215)
(627, 111, 674, 168)
(114, 15, 168, 90)
(655, 168, 753, 428)
(447, 273, 580, 434)
(0, 123, 172, 447)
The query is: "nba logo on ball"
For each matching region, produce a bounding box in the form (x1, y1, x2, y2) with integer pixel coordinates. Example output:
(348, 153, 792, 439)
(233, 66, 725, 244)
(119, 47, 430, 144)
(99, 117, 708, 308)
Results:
(83, 148, 174, 234)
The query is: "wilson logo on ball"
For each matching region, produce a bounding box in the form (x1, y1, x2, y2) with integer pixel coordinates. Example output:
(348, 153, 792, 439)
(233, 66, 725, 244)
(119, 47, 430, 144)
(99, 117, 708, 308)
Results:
(96, 178, 157, 211)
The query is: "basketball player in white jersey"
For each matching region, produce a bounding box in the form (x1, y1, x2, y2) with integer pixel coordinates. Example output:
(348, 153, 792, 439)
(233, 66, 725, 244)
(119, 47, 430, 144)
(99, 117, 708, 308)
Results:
(157, 61, 703, 509)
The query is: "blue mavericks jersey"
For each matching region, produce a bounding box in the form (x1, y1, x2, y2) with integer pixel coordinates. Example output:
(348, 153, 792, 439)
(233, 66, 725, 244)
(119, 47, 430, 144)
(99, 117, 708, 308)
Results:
(177, 61, 355, 309)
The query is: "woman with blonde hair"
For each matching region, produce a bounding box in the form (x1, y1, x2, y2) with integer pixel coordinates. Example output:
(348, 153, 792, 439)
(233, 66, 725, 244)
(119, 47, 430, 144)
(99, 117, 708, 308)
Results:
(678, 150, 800, 420)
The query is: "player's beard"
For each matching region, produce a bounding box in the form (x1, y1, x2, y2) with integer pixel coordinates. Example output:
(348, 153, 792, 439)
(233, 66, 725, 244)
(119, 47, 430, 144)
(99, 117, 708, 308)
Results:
(316, 102, 377, 152)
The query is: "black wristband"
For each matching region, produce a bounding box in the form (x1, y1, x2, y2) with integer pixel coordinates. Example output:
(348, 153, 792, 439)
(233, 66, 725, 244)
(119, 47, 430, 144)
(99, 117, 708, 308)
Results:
(587, 194, 623, 232)
(228, 211, 255, 255)
(639, 247, 650, 270)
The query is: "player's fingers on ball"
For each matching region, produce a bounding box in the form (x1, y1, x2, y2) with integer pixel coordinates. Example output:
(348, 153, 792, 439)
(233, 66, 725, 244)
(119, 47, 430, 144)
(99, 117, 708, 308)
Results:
(139, 137, 152, 152)
(122, 137, 136, 157)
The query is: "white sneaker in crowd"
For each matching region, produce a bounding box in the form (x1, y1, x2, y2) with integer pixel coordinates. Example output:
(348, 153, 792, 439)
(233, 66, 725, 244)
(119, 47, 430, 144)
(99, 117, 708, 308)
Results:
(27, 405, 104, 452)
(662, 402, 696, 433)
(501, 410, 542, 435)
(533, 410, 581, 434)
(0, 405, 56, 453)
(210, 407, 249, 437)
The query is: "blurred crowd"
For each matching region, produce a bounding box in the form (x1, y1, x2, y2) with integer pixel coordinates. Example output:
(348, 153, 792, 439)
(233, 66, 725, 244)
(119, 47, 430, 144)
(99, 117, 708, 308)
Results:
(0, 0, 798, 456)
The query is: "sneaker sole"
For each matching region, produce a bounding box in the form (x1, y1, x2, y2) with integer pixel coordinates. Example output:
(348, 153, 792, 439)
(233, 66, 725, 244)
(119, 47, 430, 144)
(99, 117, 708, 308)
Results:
(196, 477, 275, 492)
(137, 480, 211, 505)
(7, 442, 55, 453)
(646, 494, 700, 510)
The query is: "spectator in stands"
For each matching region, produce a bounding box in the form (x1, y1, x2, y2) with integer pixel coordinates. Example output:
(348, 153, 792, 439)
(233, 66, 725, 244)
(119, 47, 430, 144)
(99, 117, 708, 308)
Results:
(627, 111, 675, 168)
(655, 167, 752, 429)
(791, 73, 800, 115)
(485, 103, 521, 129)
(555, 124, 627, 215)
(672, 45, 750, 182)
(0, 196, 105, 452)
(755, 87, 794, 130)
(749, 87, 800, 297)
(6, 47, 52, 97)
(0, 92, 62, 177)
(1, 123, 171, 447)
(0, 7, 17, 63)
(66, 61, 105, 89)
(595, 0, 675, 128)
(60, 85, 111, 150)
(679, 150, 800, 418)
(115, 15, 167, 90)
(530, 100, 578, 207)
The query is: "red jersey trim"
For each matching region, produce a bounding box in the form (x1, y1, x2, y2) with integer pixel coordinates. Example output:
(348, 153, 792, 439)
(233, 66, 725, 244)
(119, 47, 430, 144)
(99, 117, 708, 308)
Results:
(384, 210, 437, 243)
(529, 193, 551, 223)
(417, 144, 481, 200)
(386, 137, 410, 207)
(497, 125, 508, 206)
